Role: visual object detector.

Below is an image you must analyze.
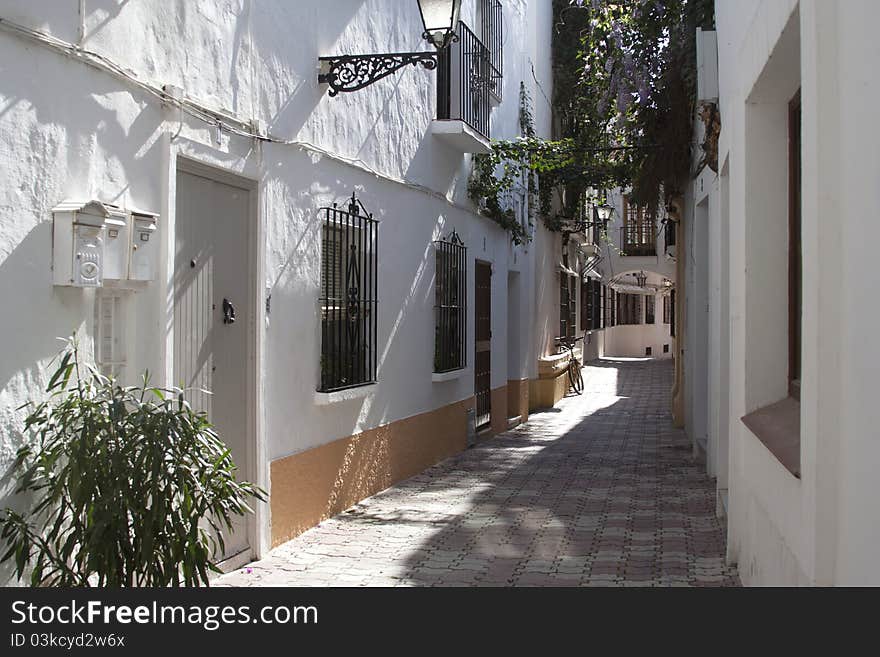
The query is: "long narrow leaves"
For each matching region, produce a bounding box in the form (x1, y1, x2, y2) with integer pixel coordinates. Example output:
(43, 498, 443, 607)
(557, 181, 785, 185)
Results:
(0, 339, 266, 587)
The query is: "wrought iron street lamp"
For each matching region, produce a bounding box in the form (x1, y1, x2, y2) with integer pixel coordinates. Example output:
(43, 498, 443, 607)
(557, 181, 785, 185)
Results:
(573, 201, 613, 234)
(595, 202, 612, 225)
(635, 271, 648, 287)
(318, 0, 462, 97)
(418, 0, 463, 49)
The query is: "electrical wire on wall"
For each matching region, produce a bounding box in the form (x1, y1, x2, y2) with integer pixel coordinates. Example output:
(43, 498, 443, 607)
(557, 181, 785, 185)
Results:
(0, 15, 478, 212)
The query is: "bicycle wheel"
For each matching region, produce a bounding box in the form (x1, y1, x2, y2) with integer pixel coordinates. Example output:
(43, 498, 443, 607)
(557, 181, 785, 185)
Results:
(573, 363, 584, 394)
(568, 359, 581, 395)
(568, 361, 584, 395)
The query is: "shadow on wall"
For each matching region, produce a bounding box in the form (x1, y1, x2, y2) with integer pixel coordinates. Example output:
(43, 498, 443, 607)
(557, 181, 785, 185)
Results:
(0, 224, 87, 398)
(403, 126, 469, 196)
(80, 0, 132, 45)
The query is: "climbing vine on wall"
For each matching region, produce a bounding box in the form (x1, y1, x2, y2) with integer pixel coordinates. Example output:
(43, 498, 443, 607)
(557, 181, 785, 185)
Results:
(468, 0, 715, 242)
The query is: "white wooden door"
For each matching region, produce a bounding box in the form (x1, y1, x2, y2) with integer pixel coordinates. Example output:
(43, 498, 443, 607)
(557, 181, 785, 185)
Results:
(174, 168, 251, 563)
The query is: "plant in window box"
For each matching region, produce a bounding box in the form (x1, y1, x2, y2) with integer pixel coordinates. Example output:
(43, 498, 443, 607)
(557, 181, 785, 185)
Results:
(0, 338, 265, 587)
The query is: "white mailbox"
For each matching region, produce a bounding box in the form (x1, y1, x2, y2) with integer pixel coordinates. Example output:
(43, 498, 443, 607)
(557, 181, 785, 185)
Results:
(102, 203, 130, 283)
(52, 200, 110, 287)
(128, 209, 159, 282)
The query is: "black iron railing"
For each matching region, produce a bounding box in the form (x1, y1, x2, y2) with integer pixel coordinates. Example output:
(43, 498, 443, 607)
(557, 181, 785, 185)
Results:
(560, 273, 577, 338)
(481, 0, 503, 100)
(620, 222, 657, 256)
(437, 22, 492, 139)
(319, 193, 378, 392)
(434, 231, 467, 373)
(474, 261, 492, 429)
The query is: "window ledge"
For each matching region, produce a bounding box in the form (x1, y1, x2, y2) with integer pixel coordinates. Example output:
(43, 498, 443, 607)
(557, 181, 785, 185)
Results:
(432, 369, 465, 383)
(741, 397, 801, 478)
(314, 383, 376, 406)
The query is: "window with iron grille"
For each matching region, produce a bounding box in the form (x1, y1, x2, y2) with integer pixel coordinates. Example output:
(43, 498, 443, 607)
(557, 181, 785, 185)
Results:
(662, 294, 671, 324)
(582, 278, 604, 330)
(621, 196, 657, 256)
(319, 194, 378, 392)
(617, 292, 643, 326)
(645, 295, 656, 324)
(581, 275, 591, 329)
(592, 279, 602, 330)
(603, 287, 609, 327)
(434, 231, 467, 373)
(560, 273, 577, 339)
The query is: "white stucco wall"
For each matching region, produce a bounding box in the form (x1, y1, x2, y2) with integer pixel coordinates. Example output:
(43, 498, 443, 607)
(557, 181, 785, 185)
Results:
(603, 322, 673, 360)
(706, 0, 880, 585)
(0, 0, 554, 564)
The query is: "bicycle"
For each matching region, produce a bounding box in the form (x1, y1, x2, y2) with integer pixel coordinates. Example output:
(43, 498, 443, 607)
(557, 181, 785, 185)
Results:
(555, 335, 584, 395)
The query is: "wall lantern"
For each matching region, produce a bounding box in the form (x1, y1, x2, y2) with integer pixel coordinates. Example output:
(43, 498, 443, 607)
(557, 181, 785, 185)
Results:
(635, 271, 648, 287)
(318, 0, 462, 96)
(573, 201, 613, 234)
(594, 202, 613, 227)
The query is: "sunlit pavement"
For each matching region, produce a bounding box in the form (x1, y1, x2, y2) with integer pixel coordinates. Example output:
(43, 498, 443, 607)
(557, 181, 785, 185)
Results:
(216, 359, 740, 587)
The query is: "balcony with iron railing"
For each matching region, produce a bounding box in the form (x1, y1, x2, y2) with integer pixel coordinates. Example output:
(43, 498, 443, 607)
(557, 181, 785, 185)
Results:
(481, 0, 503, 103)
(433, 21, 499, 153)
(620, 223, 657, 257)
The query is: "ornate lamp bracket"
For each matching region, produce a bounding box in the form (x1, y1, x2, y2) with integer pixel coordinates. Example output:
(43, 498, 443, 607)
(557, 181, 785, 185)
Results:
(318, 52, 439, 96)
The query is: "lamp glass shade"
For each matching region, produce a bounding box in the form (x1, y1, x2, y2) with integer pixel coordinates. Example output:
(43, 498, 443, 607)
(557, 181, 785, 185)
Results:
(417, 0, 462, 49)
(596, 203, 613, 223)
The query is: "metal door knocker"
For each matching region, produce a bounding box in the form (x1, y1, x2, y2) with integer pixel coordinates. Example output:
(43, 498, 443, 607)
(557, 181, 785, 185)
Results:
(222, 298, 236, 324)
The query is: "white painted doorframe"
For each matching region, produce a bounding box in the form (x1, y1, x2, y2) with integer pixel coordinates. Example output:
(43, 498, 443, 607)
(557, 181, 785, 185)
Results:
(171, 156, 266, 568)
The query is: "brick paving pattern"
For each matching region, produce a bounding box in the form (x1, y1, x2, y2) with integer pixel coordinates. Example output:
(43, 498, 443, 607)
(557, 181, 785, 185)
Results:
(217, 359, 740, 587)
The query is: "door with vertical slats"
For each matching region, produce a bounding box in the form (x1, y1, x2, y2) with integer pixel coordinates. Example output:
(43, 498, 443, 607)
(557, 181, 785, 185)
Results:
(475, 261, 492, 430)
(174, 168, 251, 564)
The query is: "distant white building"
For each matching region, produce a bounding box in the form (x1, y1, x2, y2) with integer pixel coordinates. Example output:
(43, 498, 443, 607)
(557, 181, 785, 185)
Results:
(527, 185, 677, 410)
(0, 0, 555, 568)
(683, 0, 880, 585)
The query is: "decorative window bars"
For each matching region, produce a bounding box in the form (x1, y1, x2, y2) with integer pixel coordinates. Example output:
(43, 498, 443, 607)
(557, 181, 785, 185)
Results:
(621, 197, 657, 256)
(434, 230, 468, 373)
(646, 294, 656, 324)
(319, 193, 378, 392)
(617, 293, 643, 326)
(663, 295, 671, 324)
(560, 272, 577, 338)
(582, 278, 604, 330)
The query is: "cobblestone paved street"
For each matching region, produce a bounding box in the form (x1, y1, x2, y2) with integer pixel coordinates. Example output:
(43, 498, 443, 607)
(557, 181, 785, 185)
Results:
(217, 359, 740, 587)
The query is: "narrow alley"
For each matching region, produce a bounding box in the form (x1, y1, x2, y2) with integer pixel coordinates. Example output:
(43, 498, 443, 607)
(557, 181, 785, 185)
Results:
(217, 359, 740, 587)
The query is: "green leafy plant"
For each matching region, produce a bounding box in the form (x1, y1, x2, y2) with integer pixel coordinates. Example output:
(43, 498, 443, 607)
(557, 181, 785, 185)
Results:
(469, 0, 715, 231)
(0, 339, 265, 586)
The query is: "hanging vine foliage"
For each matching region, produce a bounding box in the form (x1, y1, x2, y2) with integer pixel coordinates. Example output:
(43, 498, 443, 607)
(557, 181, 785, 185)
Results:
(469, 0, 715, 240)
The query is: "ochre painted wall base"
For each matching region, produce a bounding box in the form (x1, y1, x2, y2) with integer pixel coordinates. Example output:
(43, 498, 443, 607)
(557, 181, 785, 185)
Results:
(269, 397, 474, 547)
(507, 378, 530, 424)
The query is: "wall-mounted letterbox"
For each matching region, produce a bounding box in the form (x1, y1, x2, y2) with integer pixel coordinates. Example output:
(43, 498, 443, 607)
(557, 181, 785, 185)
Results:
(102, 204, 130, 283)
(128, 210, 159, 282)
(53, 200, 160, 287)
(52, 200, 109, 287)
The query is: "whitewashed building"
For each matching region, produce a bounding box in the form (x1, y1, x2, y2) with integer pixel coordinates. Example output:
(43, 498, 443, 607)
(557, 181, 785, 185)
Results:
(528, 186, 676, 411)
(683, 0, 880, 585)
(0, 0, 555, 568)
